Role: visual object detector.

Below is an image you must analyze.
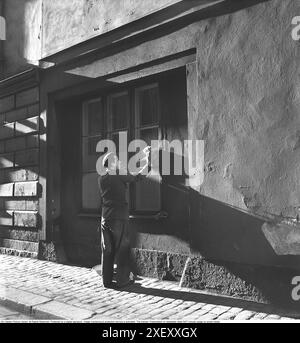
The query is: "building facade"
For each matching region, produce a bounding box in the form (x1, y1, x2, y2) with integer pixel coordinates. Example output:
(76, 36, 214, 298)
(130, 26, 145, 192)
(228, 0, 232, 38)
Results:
(0, 0, 300, 307)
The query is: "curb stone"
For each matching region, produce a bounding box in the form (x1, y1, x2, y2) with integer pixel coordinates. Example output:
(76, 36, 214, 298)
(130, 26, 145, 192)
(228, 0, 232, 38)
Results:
(0, 286, 95, 320)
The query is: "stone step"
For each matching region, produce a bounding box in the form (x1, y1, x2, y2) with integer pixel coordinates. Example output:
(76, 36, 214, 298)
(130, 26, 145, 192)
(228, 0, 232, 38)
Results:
(0, 238, 39, 253)
(0, 247, 38, 259)
(0, 228, 39, 242)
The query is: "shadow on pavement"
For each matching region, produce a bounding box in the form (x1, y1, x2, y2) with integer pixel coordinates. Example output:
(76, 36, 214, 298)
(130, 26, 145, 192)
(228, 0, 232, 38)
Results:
(118, 281, 300, 318)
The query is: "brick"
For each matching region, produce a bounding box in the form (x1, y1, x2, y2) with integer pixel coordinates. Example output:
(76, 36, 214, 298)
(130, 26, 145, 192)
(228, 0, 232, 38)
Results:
(5, 135, 38, 152)
(0, 183, 14, 197)
(16, 88, 39, 108)
(0, 123, 14, 140)
(0, 238, 39, 252)
(14, 181, 38, 197)
(32, 301, 94, 320)
(5, 108, 27, 123)
(0, 114, 5, 125)
(26, 168, 39, 181)
(15, 149, 39, 167)
(15, 116, 39, 136)
(0, 141, 4, 154)
(0, 168, 39, 183)
(14, 211, 38, 228)
(0, 212, 13, 226)
(0, 169, 26, 183)
(2, 200, 26, 210)
(5, 137, 26, 152)
(25, 200, 39, 211)
(27, 104, 40, 117)
(26, 134, 39, 149)
(0, 228, 39, 242)
(0, 153, 14, 169)
(0, 248, 38, 258)
(0, 170, 7, 184)
(0, 95, 15, 113)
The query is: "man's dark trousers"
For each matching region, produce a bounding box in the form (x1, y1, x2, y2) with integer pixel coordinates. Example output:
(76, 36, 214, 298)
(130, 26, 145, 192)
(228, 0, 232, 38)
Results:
(101, 217, 131, 287)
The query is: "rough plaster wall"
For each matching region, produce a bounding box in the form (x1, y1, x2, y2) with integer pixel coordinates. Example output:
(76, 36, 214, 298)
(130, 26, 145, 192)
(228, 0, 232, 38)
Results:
(196, 0, 300, 221)
(42, 0, 182, 56)
(3, 0, 42, 78)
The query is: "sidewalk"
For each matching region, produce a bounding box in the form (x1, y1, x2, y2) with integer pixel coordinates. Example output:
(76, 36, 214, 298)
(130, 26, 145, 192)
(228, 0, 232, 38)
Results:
(0, 254, 299, 321)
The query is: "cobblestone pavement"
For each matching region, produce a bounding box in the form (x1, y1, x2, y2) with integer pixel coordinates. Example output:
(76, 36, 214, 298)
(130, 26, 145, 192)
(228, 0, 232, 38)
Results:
(0, 255, 299, 321)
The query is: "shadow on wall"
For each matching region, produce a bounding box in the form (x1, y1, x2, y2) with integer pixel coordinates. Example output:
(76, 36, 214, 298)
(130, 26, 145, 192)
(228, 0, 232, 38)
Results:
(132, 149, 300, 270)
(189, 192, 300, 268)
(128, 147, 300, 305)
(135, 185, 300, 306)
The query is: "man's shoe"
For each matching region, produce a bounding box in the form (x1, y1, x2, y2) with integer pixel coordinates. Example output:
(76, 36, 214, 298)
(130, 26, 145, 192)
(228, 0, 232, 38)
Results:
(103, 282, 117, 289)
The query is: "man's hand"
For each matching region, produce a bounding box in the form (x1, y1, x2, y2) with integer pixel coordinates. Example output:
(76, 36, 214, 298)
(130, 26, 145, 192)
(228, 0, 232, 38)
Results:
(138, 146, 151, 174)
(142, 146, 151, 157)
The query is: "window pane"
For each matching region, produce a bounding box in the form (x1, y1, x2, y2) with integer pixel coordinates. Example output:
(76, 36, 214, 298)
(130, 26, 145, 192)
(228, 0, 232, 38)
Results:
(111, 93, 129, 130)
(135, 126, 160, 211)
(82, 172, 101, 210)
(82, 135, 102, 172)
(135, 175, 161, 211)
(139, 127, 158, 146)
(83, 99, 103, 136)
(111, 131, 128, 158)
(137, 86, 159, 126)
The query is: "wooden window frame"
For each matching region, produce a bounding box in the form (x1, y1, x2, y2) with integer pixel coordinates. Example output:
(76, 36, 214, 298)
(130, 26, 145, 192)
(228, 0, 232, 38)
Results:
(80, 83, 162, 215)
(131, 83, 162, 214)
(81, 97, 104, 212)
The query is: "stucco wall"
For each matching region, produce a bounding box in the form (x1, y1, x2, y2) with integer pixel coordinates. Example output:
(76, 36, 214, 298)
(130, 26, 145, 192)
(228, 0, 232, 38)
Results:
(2, 0, 42, 79)
(196, 0, 300, 221)
(184, 0, 300, 269)
(42, 0, 183, 57)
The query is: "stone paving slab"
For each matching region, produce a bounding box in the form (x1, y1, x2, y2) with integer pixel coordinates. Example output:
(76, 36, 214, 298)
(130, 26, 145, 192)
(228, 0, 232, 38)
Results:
(0, 286, 51, 315)
(0, 254, 299, 321)
(0, 305, 19, 317)
(0, 304, 33, 321)
(32, 300, 94, 320)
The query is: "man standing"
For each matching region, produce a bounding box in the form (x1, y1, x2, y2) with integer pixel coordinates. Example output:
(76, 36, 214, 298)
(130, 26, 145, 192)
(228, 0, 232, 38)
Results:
(98, 149, 150, 288)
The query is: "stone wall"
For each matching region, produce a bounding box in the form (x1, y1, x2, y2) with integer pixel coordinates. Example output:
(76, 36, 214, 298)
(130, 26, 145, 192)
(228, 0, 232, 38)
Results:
(132, 248, 299, 308)
(0, 78, 41, 258)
